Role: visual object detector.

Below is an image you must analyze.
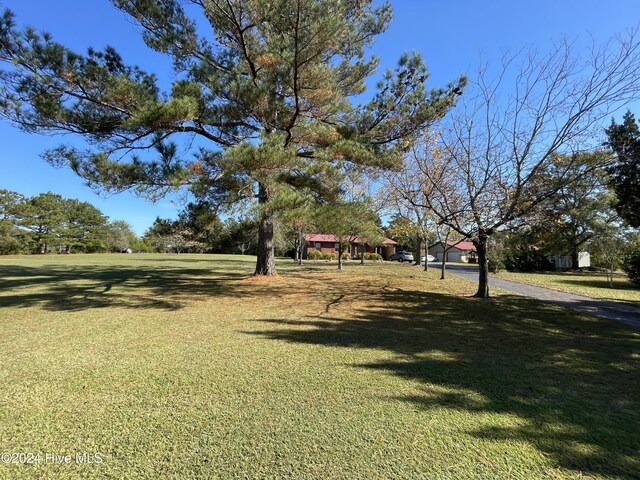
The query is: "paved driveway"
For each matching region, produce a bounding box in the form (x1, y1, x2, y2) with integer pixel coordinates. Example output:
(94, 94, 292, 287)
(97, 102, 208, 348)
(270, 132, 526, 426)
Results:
(434, 263, 640, 329)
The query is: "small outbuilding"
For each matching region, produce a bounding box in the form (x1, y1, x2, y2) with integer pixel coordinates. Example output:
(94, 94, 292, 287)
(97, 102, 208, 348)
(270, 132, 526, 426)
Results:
(548, 252, 591, 269)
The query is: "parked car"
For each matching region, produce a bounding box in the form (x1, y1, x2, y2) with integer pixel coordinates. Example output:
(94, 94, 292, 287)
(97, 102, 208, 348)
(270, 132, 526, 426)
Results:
(420, 255, 436, 264)
(389, 251, 414, 263)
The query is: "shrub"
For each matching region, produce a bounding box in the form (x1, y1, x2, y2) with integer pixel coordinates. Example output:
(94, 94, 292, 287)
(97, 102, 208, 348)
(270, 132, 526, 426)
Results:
(505, 247, 553, 272)
(487, 249, 505, 273)
(623, 250, 640, 286)
(0, 236, 23, 255)
(307, 250, 322, 260)
(370, 253, 382, 261)
(322, 252, 337, 261)
(341, 252, 351, 261)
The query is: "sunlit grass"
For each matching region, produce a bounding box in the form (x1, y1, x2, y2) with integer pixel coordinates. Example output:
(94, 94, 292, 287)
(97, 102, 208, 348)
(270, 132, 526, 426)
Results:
(0, 254, 638, 479)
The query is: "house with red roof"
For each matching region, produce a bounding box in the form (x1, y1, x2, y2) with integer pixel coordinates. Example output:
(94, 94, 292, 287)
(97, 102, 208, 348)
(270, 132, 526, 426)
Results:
(304, 234, 398, 260)
(428, 241, 478, 263)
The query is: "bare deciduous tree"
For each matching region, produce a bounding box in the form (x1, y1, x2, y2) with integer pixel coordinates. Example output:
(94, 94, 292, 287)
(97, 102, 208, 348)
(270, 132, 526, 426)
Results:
(415, 30, 640, 297)
(380, 163, 432, 271)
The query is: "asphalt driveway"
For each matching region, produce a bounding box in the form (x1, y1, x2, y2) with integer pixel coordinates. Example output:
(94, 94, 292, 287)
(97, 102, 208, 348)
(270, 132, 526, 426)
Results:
(433, 263, 640, 329)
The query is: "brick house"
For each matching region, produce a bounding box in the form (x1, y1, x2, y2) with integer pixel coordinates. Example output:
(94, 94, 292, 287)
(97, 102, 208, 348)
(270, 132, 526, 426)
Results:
(304, 234, 398, 260)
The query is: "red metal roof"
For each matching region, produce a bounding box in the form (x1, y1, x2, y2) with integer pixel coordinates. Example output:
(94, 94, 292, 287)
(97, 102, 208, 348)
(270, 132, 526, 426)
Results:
(305, 234, 397, 245)
(444, 241, 476, 252)
(428, 240, 476, 252)
(305, 234, 340, 242)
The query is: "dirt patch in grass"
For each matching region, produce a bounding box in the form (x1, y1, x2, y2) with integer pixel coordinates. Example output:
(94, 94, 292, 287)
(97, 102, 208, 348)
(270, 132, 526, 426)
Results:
(243, 273, 282, 282)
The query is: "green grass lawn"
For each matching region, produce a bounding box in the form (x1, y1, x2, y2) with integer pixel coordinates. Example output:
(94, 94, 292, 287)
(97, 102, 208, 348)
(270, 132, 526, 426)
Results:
(493, 270, 640, 306)
(0, 254, 638, 479)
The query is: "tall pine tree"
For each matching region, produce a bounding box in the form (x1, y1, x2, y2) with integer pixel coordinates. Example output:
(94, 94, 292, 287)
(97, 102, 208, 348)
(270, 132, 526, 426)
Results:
(0, 1, 464, 275)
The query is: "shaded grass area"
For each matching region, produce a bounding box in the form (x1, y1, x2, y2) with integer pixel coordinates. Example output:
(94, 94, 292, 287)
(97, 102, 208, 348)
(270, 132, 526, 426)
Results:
(0, 254, 254, 311)
(0, 254, 638, 479)
(493, 270, 640, 306)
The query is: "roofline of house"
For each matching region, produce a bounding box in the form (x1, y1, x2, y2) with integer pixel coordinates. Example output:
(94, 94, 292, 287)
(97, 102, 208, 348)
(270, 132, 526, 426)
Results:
(304, 234, 398, 245)
(427, 240, 477, 251)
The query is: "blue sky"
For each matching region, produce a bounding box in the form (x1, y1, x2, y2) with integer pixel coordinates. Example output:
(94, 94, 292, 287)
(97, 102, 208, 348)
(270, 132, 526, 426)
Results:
(1, 0, 639, 235)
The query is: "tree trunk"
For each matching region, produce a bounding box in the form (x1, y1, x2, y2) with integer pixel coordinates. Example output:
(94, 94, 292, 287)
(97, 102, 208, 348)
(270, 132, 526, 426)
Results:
(423, 236, 428, 272)
(294, 236, 299, 263)
(254, 183, 276, 276)
(440, 255, 446, 279)
(474, 235, 490, 298)
(414, 235, 421, 266)
(338, 244, 343, 270)
(360, 244, 364, 265)
(607, 260, 614, 288)
(298, 230, 304, 265)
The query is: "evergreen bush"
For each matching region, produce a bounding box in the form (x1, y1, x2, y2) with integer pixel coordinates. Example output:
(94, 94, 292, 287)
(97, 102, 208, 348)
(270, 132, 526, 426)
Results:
(623, 250, 640, 286)
(307, 250, 322, 260)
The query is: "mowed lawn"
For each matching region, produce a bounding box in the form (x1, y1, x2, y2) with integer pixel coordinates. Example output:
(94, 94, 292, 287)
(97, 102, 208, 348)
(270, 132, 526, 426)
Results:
(0, 255, 638, 479)
(493, 271, 640, 306)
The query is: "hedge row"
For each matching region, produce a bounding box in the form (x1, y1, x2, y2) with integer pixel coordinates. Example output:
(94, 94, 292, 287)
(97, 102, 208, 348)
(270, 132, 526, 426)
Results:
(307, 250, 338, 260)
(306, 251, 382, 261)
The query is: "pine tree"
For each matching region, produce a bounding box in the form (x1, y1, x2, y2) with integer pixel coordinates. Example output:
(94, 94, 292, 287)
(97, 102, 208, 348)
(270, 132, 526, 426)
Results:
(0, 1, 464, 275)
(0, 189, 25, 254)
(605, 111, 640, 228)
(16, 192, 66, 253)
(62, 199, 109, 253)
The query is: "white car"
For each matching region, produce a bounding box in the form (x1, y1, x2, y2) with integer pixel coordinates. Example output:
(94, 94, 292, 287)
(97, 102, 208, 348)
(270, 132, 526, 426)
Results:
(389, 251, 414, 263)
(420, 255, 436, 264)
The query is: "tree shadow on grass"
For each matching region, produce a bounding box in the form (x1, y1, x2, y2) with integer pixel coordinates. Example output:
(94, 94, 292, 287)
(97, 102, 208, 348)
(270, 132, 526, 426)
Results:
(248, 288, 640, 478)
(0, 261, 273, 311)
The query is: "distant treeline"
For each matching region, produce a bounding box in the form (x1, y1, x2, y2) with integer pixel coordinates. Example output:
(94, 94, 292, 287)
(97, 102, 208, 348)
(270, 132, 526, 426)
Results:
(0, 189, 276, 255)
(143, 202, 262, 255)
(1, 189, 143, 254)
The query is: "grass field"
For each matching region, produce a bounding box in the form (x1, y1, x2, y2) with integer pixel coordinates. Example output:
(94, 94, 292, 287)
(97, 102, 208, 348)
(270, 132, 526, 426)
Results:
(0, 254, 638, 479)
(493, 270, 640, 306)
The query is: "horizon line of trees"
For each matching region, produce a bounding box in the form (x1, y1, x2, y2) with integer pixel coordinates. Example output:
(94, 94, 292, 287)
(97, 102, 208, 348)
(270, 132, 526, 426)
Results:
(0, 188, 268, 256)
(1, 186, 392, 263)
